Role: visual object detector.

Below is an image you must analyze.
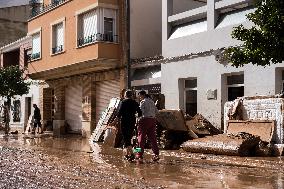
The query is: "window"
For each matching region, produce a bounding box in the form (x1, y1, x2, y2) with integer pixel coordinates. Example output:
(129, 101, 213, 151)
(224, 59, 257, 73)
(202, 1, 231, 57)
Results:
(227, 74, 244, 101)
(104, 17, 114, 42)
(52, 22, 64, 54)
(184, 79, 197, 117)
(102, 8, 117, 42)
(31, 32, 41, 60)
(12, 100, 21, 122)
(78, 9, 98, 47)
(77, 7, 117, 47)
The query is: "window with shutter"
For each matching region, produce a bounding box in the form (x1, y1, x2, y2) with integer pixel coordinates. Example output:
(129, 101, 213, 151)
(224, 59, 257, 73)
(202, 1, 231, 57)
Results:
(77, 7, 117, 47)
(32, 32, 41, 60)
(77, 10, 98, 46)
(52, 22, 64, 54)
(103, 8, 117, 42)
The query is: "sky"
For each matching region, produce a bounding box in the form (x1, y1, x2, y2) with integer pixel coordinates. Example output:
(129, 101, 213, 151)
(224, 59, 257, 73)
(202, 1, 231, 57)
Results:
(0, 0, 29, 9)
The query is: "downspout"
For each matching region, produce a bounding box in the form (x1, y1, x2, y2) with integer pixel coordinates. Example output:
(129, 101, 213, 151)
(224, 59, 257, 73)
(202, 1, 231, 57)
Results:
(126, 0, 131, 89)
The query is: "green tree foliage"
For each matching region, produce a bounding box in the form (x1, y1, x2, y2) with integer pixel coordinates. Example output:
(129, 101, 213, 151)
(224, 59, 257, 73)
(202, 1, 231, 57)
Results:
(0, 66, 30, 134)
(225, 0, 284, 67)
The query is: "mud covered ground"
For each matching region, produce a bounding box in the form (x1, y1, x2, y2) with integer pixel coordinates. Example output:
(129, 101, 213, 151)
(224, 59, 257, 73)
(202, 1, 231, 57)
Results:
(0, 133, 160, 189)
(0, 133, 284, 189)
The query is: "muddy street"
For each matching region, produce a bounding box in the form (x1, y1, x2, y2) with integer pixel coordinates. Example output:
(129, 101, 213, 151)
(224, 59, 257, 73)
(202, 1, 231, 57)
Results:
(0, 134, 283, 189)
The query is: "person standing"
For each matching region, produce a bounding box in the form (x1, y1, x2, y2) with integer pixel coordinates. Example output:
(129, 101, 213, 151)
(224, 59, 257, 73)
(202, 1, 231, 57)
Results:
(137, 90, 160, 162)
(117, 90, 142, 161)
(33, 104, 42, 134)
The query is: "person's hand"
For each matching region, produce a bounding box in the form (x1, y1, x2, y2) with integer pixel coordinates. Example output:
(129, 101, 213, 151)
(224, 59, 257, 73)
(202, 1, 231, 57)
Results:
(136, 117, 142, 123)
(109, 117, 118, 126)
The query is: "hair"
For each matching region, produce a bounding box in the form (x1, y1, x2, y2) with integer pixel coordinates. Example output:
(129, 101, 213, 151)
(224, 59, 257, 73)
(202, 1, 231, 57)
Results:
(120, 89, 126, 99)
(138, 90, 147, 96)
(125, 90, 133, 98)
(145, 94, 151, 98)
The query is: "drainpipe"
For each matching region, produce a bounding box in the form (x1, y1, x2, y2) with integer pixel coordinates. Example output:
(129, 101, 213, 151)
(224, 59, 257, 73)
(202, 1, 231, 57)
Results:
(126, 0, 131, 89)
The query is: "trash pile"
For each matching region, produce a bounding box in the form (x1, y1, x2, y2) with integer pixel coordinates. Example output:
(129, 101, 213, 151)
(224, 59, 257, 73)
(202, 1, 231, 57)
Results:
(156, 111, 221, 150)
(90, 98, 221, 151)
(90, 95, 284, 157)
(182, 132, 261, 156)
(182, 95, 284, 157)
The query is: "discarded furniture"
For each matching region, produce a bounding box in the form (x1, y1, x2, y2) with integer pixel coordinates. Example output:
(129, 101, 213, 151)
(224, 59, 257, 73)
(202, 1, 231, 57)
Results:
(182, 133, 261, 156)
(227, 120, 274, 143)
(156, 110, 198, 149)
(185, 113, 221, 136)
(224, 96, 284, 144)
(91, 98, 120, 142)
(156, 110, 188, 131)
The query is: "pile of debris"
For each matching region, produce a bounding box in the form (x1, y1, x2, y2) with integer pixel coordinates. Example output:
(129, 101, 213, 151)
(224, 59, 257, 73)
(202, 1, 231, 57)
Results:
(90, 96, 283, 157)
(182, 132, 261, 156)
(90, 98, 222, 151)
(182, 95, 284, 157)
(156, 111, 221, 150)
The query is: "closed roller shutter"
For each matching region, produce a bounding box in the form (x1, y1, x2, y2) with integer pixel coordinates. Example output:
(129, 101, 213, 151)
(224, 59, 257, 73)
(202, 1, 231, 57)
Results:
(96, 80, 120, 124)
(65, 84, 82, 133)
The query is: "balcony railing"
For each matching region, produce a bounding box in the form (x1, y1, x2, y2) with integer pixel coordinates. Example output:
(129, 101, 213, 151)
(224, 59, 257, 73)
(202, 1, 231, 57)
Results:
(27, 52, 41, 62)
(77, 33, 118, 47)
(30, 0, 67, 18)
(52, 45, 63, 54)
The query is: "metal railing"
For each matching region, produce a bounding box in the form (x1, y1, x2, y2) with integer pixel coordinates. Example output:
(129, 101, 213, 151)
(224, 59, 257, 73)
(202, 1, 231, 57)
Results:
(52, 45, 63, 54)
(77, 33, 118, 47)
(30, 0, 67, 18)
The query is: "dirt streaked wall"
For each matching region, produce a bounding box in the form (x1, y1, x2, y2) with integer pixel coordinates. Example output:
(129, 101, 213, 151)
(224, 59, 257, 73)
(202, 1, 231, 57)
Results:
(0, 5, 29, 47)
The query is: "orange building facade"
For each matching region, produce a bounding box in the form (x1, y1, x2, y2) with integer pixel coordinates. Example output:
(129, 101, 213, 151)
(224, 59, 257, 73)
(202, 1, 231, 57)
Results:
(27, 0, 126, 137)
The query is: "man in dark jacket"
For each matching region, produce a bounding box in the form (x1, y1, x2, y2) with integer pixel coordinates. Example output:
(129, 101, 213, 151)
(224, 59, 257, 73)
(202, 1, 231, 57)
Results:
(117, 90, 142, 161)
(33, 104, 42, 134)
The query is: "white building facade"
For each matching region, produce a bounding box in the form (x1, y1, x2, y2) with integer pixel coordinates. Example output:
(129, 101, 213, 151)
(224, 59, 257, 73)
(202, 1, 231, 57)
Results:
(162, 0, 284, 130)
(0, 37, 41, 132)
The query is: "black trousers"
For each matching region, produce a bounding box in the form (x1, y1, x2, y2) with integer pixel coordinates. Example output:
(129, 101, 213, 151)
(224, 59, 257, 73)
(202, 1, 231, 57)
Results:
(121, 117, 136, 147)
(34, 119, 42, 128)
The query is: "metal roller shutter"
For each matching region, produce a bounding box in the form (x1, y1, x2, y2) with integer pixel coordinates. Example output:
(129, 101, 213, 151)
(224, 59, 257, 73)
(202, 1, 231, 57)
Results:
(96, 80, 120, 124)
(65, 84, 82, 133)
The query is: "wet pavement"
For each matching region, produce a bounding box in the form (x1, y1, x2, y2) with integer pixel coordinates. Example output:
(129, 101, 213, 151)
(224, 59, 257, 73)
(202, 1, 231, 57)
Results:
(0, 133, 284, 189)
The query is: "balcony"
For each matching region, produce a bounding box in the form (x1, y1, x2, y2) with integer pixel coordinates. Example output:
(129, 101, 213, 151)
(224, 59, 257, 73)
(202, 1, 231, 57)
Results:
(52, 45, 63, 54)
(30, 0, 68, 19)
(77, 33, 118, 47)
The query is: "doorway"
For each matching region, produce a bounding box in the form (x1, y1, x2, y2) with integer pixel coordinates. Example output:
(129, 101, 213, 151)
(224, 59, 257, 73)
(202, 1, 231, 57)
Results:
(184, 79, 197, 117)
